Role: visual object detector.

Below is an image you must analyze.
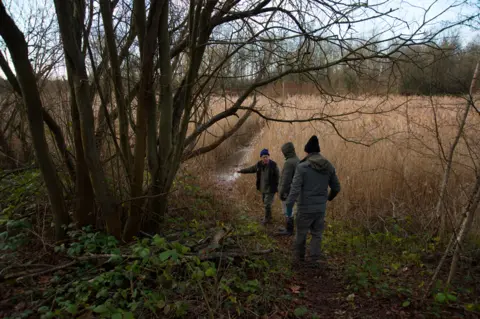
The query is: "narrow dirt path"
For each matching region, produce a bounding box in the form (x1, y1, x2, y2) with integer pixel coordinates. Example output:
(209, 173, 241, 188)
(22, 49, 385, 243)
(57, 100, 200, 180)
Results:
(210, 130, 410, 318)
(271, 236, 407, 318)
(209, 130, 355, 318)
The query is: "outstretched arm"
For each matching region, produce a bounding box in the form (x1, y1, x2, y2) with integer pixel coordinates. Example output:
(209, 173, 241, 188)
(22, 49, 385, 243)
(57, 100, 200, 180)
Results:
(237, 164, 257, 174)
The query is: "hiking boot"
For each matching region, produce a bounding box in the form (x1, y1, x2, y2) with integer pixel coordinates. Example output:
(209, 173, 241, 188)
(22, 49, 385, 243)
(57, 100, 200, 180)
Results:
(292, 256, 307, 267)
(276, 217, 294, 236)
(310, 254, 328, 268)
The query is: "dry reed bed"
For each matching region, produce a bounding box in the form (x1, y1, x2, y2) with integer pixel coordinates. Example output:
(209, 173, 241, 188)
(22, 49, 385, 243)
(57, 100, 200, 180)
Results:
(229, 94, 480, 229)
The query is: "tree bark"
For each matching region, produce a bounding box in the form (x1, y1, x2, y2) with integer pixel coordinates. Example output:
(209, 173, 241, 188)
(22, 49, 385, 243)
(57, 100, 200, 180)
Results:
(65, 0, 96, 228)
(149, 0, 173, 217)
(446, 61, 480, 285)
(0, 3, 70, 239)
(123, 0, 164, 241)
(99, 0, 132, 179)
(434, 105, 471, 236)
(447, 175, 480, 285)
(53, 0, 122, 239)
(69, 74, 96, 228)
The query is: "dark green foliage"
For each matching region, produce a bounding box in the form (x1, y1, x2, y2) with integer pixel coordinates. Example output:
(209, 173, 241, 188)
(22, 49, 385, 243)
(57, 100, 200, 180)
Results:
(323, 217, 479, 314)
(4, 220, 280, 319)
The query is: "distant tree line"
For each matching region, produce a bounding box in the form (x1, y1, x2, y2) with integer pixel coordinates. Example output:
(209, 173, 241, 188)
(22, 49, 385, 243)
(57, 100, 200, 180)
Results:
(214, 37, 480, 97)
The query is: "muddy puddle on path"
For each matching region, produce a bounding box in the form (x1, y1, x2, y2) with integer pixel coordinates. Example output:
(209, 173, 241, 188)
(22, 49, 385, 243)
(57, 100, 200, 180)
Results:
(213, 128, 264, 187)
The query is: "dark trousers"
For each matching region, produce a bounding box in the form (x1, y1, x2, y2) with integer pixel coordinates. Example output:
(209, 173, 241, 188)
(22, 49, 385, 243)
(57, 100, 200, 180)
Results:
(262, 193, 275, 221)
(295, 211, 326, 261)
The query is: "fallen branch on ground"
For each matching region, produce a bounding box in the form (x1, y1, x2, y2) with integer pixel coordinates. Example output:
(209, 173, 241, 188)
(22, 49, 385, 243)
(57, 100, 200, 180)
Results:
(2, 248, 273, 282)
(212, 227, 232, 245)
(193, 249, 273, 261)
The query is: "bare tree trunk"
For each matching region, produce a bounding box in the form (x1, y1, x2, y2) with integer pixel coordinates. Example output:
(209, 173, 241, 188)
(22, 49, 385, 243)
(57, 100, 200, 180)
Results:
(54, 0, 122, 238)
(433, 62, 479, 236)
(99, 0, 132, 179)
(123, 0, 164, 241)
(44, 110, 76, 181)
(162, 0, 217, 216)
(18, 109, 32, 163)
(0, 3, 70, 239)
(447, 175, 480, 285)
(446, 61, 480, 285)
(148, 0, 173, 218)
(67, 58, 96, 228)
(66, 0, 97, 229)
(125, 0, 148, 241)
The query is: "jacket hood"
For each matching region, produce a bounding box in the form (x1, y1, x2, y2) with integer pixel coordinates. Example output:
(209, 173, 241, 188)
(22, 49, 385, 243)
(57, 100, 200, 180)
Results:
(305, 153, 330, 172)
(281, 142, 297, 158)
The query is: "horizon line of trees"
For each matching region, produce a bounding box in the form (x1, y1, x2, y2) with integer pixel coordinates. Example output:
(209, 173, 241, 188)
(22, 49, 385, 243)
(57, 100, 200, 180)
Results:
(2, 36, 477, 98)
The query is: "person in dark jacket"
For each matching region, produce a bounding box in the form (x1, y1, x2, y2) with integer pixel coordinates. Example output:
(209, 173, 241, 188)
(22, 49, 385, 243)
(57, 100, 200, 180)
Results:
(276, 142, 300, 236)
(285, 135, 341, 264)
(238, 148, 280, 225)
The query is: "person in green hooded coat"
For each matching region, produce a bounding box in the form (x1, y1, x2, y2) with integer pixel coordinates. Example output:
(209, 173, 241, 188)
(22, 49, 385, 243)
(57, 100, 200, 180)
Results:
(276, 142, 300, 236)
(285, 135, 341, 265)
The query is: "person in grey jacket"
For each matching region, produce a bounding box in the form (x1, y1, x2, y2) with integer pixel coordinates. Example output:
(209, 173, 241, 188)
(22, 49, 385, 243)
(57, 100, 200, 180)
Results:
(238, 148, 280, 225)
(285, 135, 341, 264)
(276, 142, 300, 236)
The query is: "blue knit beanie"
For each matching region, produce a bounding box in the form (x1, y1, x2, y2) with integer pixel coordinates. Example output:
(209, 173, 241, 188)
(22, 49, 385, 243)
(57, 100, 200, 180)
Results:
(260, 148, 270, 157)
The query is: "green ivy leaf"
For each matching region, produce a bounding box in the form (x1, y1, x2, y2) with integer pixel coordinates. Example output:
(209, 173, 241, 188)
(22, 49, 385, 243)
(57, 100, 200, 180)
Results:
(391, 263, 401, 271)
(111, 313, 122, 319)
(96, 288, 109, 298)
(139, 248, 150, 258)
(153, 235, 167, 248)
(294, 306, 308, 317)
(402, 300, 410, 307)
(435, 293, 446, 304)
(123, 312, 135, 319)
(159, 249, 178, 261)
(93, 304, 109, 314)
(38, 306, 49, 313)
(192, 269, 204, 280)
(447, 293, 457, 302)
(465, 304, 476, 312)
(123, 311, 135, 319)
(205, 267, 216, 277)
(157, 300, 166, 309)
(65, 303, 78, 314)
(108, 254, 123, 263)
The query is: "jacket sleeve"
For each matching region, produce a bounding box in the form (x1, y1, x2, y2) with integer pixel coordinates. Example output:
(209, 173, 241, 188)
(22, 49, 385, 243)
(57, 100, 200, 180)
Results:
(285, 165, 304, 207)
(279, 160, 295, 196)
(275, 164, 280, 183)
(239, 164, 257, 174)
(328, 167, 341, 201)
